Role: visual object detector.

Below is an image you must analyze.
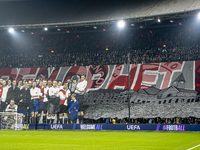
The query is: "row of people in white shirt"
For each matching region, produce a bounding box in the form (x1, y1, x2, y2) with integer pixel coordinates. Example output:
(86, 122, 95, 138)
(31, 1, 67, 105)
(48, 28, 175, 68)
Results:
(0, 76, 87, 105)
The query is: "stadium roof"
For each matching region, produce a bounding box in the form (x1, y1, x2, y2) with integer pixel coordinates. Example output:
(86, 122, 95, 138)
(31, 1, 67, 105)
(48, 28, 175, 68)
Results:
(1, 0, 200, 28)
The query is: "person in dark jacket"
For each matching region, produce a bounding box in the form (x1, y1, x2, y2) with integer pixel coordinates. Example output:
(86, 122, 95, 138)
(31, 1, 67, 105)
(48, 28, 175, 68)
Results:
(18, 81, 31, 123)
(68, 94, 79, 124)
(6, 80, 20, 105)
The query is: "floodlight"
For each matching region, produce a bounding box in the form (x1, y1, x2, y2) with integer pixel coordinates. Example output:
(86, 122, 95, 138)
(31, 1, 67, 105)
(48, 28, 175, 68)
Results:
(8, 28, 14, 33)
(117, 20, 125, 28)
(198, 13, 200, 19)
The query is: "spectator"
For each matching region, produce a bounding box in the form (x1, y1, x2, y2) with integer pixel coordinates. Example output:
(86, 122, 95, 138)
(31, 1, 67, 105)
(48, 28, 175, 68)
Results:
(105, 118, 110, 124)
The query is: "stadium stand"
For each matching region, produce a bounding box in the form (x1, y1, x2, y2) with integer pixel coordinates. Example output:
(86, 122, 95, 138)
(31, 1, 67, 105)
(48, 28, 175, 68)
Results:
(0, 27, 200, 68)
(0, 0, 200, 26)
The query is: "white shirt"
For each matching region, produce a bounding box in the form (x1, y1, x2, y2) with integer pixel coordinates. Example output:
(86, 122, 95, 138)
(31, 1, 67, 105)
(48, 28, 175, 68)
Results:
(20, 85, 24, 90)
(49, 86, 59, 98)
(2, 86, 8, 102)
(6, 104, 18, 112)
(75, 80, 87, 95)
(40, 86, 48, 102)
(46, 85, 52, 91)
(7, 85, 11, 89)
(59, 89, 70, 106)
(30, 87, 41, 100)
(57, 85, 63, 91)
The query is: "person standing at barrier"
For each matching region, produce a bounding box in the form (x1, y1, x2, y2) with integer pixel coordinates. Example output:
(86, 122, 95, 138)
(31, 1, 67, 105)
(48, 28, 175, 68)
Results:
(1, 80, 8, 112)
(0, 79, 3, 85)
(57, 82, 71, 124)
(70, 77, 78, 94)
(38, 79, 49, 123)
(68, 94, 79, 124)
(67, 79, 72, 91)
(47, 79, 52, 90)
(75, 75, 87, 124)
(6, 80, 20, 105)
(57, 80, 63, 90)
(0, 82, 3, 111)
(47, 80, 59, 124)
(38, 81, 42, 88)
(28, 80, 32, 89)
(18, 81, 31, 123)
(36, 79, 40, 88)
(30, 81, 41, 123)
(7, 79, 11, 89)
(17, 80, 23, 90)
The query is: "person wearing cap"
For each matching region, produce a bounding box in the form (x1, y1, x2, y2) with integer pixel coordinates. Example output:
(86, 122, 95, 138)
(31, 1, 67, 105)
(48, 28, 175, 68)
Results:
(74, 75, 87, 124)
(68, 94, 79, 124)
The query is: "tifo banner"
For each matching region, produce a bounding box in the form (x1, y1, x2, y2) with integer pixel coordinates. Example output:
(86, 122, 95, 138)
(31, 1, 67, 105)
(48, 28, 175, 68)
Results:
(0, 61, 199, 92)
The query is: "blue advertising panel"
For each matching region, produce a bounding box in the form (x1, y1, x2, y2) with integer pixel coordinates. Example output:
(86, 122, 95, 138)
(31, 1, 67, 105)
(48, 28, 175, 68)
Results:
(2, 124, 199, 131)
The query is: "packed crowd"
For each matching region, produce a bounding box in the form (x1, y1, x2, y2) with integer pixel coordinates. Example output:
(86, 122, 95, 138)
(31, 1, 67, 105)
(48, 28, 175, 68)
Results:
(0, 27, 199, 68)
(89, 117, 200, 124)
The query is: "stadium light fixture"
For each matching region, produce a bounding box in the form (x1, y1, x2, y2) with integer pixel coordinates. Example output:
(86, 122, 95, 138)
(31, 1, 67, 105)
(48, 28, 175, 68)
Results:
(57, 28, 61, 31)
(131, 24, 134, 26)
(94, 26, 97, 29)
(117, 20, 125, 28)
(21, 30, 25, 32)
(158, 19, 161, 23)
(170, 20, 173, 23)
(8, 28, 14, 33)
(44, 27, 48, 31)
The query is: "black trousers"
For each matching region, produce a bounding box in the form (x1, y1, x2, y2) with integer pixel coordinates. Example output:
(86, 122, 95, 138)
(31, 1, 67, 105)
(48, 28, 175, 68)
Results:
(1, 101, 7, 112)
